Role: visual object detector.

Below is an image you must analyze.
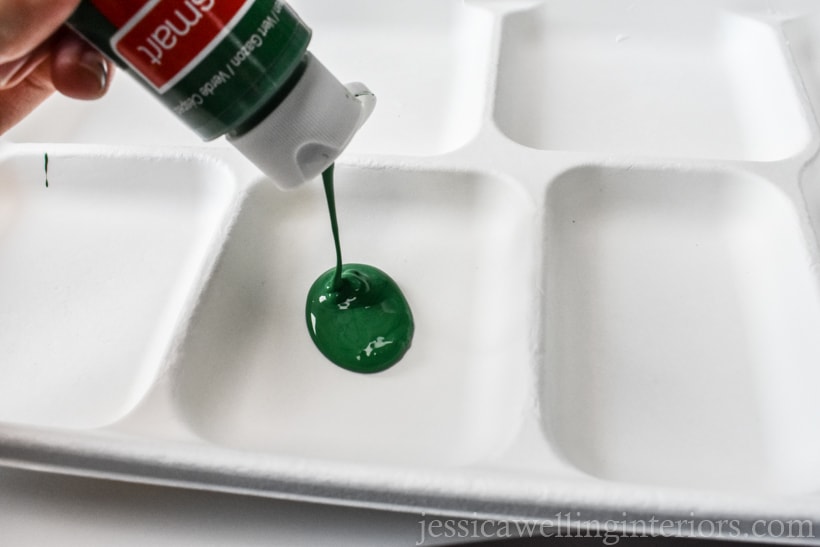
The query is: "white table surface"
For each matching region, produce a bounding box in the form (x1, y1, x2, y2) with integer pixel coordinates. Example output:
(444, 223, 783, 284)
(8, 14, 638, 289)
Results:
(0, 465, 464, 546)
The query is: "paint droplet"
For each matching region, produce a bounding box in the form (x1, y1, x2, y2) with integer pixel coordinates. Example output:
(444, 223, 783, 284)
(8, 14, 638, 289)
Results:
(305, 164, 414, 374)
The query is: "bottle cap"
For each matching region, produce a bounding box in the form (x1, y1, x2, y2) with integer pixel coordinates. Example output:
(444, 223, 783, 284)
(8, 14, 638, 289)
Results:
(228, 53, 375, 189)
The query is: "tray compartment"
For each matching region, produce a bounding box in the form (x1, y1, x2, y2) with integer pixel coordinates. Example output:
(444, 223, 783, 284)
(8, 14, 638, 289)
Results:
(494, 2, 809, 161)
(541, 165, 820, 492)
(289, 0, 494, 156)
(0, 151, 236, 429)
(172, 166, 534, 467)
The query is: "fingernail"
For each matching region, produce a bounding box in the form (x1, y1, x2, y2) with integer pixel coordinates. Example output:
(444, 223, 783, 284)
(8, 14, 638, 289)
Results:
(78, 49, 108, 94)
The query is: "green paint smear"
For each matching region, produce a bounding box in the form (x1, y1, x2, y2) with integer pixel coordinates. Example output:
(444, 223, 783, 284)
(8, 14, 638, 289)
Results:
(44, 153, 49, 188)
(305, 164, 414, 374)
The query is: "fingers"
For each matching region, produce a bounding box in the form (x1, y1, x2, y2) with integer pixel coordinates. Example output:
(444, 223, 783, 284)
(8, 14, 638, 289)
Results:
(0, 0, 112, 133)
(0, 39, 49, 89)
(0, 58, 54, 133)
(0, 0, 81, 63)
(50, 29, 111, 100)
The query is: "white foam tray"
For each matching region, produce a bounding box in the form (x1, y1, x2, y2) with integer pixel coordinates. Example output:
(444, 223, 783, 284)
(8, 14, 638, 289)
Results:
(2, 0, 820, 541)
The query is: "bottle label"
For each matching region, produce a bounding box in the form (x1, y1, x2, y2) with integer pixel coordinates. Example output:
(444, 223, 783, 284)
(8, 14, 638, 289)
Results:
(73, 0, 312, 139)
(107, 0, 253, 93)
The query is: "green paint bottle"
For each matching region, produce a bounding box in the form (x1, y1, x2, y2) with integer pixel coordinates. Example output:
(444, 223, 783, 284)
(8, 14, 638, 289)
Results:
(68, 0, 374, 187)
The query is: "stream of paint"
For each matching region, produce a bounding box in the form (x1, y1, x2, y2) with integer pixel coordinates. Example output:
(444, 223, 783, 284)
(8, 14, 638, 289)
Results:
(305, 164, 414, 373)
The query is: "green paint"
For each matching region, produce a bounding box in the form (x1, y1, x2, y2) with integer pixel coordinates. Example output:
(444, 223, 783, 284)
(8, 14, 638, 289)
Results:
(305, 165, 414, 373)
(44, 153, 48, 188)
(323, 164, 344, 290)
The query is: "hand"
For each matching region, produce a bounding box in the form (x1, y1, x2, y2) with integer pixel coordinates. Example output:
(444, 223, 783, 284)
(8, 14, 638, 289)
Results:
(0, 0, 113, 133)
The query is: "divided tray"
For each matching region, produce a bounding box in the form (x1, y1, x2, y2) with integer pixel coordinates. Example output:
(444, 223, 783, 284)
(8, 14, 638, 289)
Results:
(2, 0, 820, 542)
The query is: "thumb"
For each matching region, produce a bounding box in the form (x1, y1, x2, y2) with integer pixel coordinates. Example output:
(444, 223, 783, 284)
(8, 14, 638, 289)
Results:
(51, 28, 111, 100)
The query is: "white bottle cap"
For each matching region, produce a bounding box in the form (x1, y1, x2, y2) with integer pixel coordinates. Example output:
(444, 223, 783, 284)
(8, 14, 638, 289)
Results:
(227, 53, 375, 189)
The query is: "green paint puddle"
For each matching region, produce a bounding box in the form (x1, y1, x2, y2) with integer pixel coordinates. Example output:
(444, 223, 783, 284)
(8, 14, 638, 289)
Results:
(305, 164, 414, 373)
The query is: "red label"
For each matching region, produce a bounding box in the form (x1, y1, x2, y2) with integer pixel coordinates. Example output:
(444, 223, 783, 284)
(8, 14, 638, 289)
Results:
(111, 0, 250, 92)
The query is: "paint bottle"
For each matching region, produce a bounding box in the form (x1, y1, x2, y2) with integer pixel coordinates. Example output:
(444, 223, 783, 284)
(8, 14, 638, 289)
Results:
(67, 0, 374, 188)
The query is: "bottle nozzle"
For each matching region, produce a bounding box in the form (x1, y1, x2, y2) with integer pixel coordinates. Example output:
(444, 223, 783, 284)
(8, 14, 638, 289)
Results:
(227, 53, 375, 189)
